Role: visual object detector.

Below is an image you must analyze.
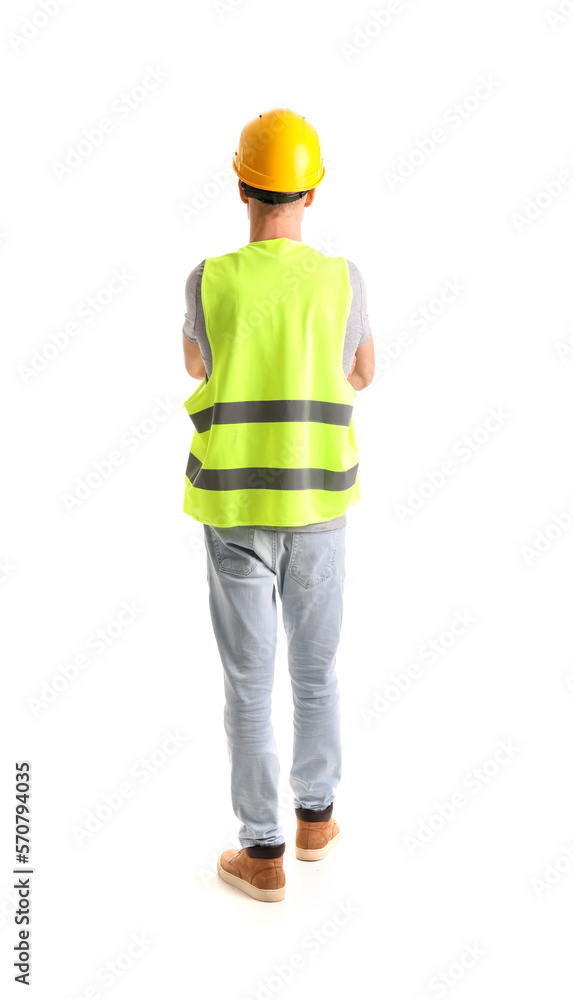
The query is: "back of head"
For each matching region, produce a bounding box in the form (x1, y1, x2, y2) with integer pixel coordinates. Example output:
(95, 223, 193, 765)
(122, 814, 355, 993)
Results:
(232, 108, 325, 205)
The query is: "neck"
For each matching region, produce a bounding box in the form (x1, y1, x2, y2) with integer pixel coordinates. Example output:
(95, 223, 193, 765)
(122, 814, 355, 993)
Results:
(248, 212, 303, 244)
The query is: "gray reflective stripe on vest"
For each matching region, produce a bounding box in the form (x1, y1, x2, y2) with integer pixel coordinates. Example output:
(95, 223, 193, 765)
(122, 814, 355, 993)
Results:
(186, 452, 358, 492)
(189, 399, 353, 434)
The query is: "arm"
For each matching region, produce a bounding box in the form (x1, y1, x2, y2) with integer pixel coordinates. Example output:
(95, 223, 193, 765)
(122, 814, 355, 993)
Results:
(183, 335, 206, 380)
(182, 261, 207, 379)
(347, 336, 375, 390)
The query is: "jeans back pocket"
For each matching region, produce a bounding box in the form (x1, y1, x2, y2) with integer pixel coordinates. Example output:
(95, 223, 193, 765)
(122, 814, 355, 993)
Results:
(209, 526, 259, 576)
(287, 528, 342, 589)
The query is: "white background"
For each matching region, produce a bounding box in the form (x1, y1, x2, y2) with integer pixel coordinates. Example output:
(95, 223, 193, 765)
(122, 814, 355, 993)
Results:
(2, 0, 573, 997)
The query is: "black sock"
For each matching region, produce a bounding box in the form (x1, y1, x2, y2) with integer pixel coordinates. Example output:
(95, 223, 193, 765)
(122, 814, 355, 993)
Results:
(295, 802, 333, 823)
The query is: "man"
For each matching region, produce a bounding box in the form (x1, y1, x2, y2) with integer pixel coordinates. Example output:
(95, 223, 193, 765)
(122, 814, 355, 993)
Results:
(181, 108, 375, 902)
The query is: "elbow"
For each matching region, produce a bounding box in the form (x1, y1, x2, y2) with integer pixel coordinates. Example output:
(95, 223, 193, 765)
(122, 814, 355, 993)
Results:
(353, 368, 375, 390)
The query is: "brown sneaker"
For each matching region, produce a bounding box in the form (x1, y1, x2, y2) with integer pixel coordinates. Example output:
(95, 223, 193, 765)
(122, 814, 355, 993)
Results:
(295, 813, 341, 861)
(217, 848, 286, 902)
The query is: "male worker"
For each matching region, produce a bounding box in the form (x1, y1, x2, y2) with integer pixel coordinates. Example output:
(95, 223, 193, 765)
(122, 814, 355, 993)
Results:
(181, 108, 375, 902)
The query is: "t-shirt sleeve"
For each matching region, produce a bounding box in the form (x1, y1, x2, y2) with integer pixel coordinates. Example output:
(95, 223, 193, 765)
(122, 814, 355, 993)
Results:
(342, 260, 372, 376)
(351, 262, 372, 346)
(182, 260, 206, 343)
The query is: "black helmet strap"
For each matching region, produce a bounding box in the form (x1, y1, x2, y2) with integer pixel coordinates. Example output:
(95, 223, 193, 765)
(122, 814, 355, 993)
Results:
(240, 181, 308, 205)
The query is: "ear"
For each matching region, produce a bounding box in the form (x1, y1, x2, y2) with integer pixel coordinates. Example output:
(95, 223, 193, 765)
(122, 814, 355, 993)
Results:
(304, 188, 316, 208)
(238, 180, 249, 205)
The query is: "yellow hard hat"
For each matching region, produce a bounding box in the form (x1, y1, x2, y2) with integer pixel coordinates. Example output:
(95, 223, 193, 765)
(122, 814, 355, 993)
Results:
(233, 108, 325, 200)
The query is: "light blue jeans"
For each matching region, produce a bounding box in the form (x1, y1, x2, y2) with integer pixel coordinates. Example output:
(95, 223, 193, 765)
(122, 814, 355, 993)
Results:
(203, 524, 346, 849)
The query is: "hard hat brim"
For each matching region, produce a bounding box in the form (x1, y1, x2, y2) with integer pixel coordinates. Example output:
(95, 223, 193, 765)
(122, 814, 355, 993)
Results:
(232, 155, 325, 193)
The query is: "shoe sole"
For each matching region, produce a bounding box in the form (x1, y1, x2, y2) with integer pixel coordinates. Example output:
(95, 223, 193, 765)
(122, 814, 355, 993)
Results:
(217, 857, 285, 902)
(295, 830, 341, 862)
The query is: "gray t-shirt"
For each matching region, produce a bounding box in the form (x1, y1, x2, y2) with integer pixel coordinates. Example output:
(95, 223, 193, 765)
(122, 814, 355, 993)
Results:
(183, 249, 372, 532)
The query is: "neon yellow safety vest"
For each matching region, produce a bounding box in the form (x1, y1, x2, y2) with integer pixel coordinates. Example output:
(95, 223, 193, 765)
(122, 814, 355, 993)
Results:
(182, 238, 360, 528)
